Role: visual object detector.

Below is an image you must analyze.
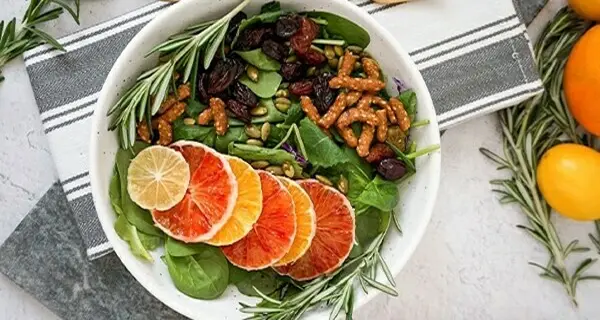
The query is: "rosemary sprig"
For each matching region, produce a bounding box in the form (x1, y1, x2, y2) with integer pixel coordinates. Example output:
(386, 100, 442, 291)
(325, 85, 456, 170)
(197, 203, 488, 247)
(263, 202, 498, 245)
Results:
(480, 8, 599, 306)
(0, 0, 80, 82)
(241, 213, 397, 320)
(107, 0, 251, 148)
(590, 221, 600, 255)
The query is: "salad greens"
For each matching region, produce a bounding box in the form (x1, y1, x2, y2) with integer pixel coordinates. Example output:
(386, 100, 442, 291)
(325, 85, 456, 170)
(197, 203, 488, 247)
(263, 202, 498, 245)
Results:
(239, 70, 283, 98)
(298, 118, 349, 168)
(236, 49, 281, 71)
(305, 11, 371, 48)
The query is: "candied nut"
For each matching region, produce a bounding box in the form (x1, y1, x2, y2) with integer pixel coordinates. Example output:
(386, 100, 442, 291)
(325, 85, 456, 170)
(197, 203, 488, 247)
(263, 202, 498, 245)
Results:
(156, 119, 173, 146)
(362, 58, 381, 80)
(357, 124, 375, 157)
(137, 120, 151, 144)
(346, 91, 362, 106)
(338, 51, 357, 77)
(365, 143, 396, 163)
(337, 126, 358, 148)
(372, 96, 397, 124)
(390, 97, 411, 131)
(197, 107, 213, 125)
(158, 95, 177, 115)
(210, 98, 228, 136)
(177, 83, 191, 101)
(300, 96, 321, 123)
(356, 94, 373, 110)
(336, 108, 380, 128)
(159, 101, 186, 123)
(375, 109, 388, 143)
(318, 93, 348, 129)
(329, 76, 386, 92)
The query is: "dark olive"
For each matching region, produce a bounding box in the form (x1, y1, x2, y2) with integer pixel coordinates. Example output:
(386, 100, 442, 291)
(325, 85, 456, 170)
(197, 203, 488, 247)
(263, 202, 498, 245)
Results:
(377, 158, 407, 181)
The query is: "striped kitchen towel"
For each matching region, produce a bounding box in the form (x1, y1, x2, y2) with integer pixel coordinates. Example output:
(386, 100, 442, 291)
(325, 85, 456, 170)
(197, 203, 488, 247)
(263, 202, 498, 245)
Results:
(24, 0, 543, 259)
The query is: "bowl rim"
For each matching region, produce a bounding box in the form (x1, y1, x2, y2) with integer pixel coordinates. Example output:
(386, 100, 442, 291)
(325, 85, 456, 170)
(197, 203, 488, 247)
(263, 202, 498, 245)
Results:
(90, 0, 441, 318)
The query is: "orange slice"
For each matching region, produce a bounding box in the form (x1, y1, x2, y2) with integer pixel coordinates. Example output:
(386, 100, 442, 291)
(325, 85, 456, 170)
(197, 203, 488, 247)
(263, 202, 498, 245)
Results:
(151, 141, 237, 242)
(273, 177, 316, 266)
(205, 156, 263, 246)
(127, 145, 190, 211)
(275, 179, 355, 281)
(222, 171, 296, 270)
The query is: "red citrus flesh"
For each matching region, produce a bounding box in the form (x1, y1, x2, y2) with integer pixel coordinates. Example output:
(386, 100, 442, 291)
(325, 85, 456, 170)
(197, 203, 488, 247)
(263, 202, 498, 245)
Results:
(221, 171, 297, 270)
(275, 179, 355, 281)
(151, 141, 237, 242)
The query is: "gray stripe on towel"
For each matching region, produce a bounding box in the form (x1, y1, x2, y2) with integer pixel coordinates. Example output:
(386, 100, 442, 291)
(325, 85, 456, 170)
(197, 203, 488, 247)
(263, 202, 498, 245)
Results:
(69, 193, 108, 252)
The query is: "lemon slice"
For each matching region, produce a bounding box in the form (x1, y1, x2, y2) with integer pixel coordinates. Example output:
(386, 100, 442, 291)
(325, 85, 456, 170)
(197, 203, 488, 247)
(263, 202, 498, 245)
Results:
(127, 146, 190, 211)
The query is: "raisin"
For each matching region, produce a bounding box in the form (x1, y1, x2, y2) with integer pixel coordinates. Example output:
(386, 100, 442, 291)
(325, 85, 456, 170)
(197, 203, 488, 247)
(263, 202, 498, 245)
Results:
(197, 72, 210, 104)
(289, 80, 314, 96)
(207, 58, 244, 94)
(232, 82, 259, 107)
(281, 62, 305, 81)
(236, 27, 273, 50)
(365, 143, 395, 163)
(313, 73, 336, 113)
(227, 99, 251, 123)
(275, 14, 301, 38)
(377, 158, 407, 181)
(300, 49, 326, 65)
(290, 17, 319, 54)
(226, 12, 247, 44)
(262, 39, 287, 62)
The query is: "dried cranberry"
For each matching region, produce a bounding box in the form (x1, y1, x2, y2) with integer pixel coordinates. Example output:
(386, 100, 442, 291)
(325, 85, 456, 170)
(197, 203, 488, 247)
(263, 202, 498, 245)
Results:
(262, 39, 287, 62)
(289, 80, 314, 96)
(226, 12, 247, 44)
(236, 27, 273, 50)
(232, 82, 258, 107)
(300, 49, 326, 65)
(377, 158, 407, 181)
(313, 73, 336, 113)
(290, 17, 319, 54)
(197, 73, 210, 104)
(365, 144, 396, 164)
(280, 62, 305, 81)
(207, 58, 244, 94)
(275, 14, 301, 38)
(227, 99, 251, 123)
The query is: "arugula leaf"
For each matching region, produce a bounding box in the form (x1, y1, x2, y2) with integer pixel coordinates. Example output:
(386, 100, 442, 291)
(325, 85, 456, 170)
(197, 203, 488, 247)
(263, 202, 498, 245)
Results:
(166, 237, 212, 257)
(185, 99, 206, 118)
(356, 176, 399, 212)
(283, 101, 304, 125)
(261, 1, 281, 13)
(229, 265, 284, 297)
(215, 126, 248, 153)
(398, 89, 417, 122)
(228, 143, 303, 175)
(236, 49, 281, 71)
(265, 124, 287, 147)
(298, 118, 349, 168)
(114, 215, 154, 261)
(239, 70, 282, 98)
(305, 12, 370, 47)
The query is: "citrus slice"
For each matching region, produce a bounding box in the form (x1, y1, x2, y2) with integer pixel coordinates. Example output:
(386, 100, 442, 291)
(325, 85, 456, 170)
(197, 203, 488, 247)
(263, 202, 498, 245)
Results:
(273, 177, 316, 267)
(205, 156, 263, 246)
(151, 141, 237, 242)
(222, 171, 296, 270)
(275, 179, 355, 281)
(127, 145, 190, 211)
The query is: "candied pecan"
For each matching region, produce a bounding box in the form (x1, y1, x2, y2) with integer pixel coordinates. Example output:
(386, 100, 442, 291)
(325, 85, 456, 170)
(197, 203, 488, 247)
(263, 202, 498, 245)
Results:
(156, 119, 173, 146)
(356, 94, 373, 110)
(346, 91, 362, 106)
(362, 58, 381, 80)
(137, 120, 151, 144)
(372, 96, 397, 124)
(290, 17, 319, 54)
(375, 109, 388, 143)
(365, 143, 395, 163)
(313, 73, 336, 114)
(197, 107, 213, 125)
(159, 101, 186, 123)
(210, 98, 228, 136)
(337, 126, 358, 148)
(177, 83, 191, 101)
(339, 51, 357, 77)
(262, 39, 287, 61)
(300, 96, 321, 123)
(329, 76, 386, 92)
(357, 124, 375, 157)
(232, 82, 258, 107)
(276, 14, 301, 38)
(390, 97, 411, 131)
(158, 95, 177, 114)
(318, 93, 347, 129)
(281, 62, 305, 81)
(289, 80, 314, 96)
(227, 99, 251, 123)
(336, 108, 380, 128)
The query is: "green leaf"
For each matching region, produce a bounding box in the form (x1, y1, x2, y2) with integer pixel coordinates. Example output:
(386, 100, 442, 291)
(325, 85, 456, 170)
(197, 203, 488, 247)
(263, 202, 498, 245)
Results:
(298, 118, 349, 168)
(25, 26, 65, 51)
(261, 1, 281, 13)
(109, 168, 123, 216)
(114, 215, 154, 261)
(0, 19, 16, 49)
(228, 143, 302, 175)
(232, 11, 283, 48)
(229, 266, 284, 297)
(204, 21, 229, 69)
(353, 209, 390, 255)
(163, 246, 229, 300)
(356, 176, 399, 212)
(186, 100, 207, 118)
(398, 90, 417, 122)
(283, 101, 304, 125)
(214, 126, 248, 153)
(305, 12, 370, 47)
(239, 71, 282, 98)
(236, 49, 281, 71)
(50, 0, 80, 23)
(173, 119, 215, 142)
(138, 232, 162, 250)
(166, 237, 212, 257)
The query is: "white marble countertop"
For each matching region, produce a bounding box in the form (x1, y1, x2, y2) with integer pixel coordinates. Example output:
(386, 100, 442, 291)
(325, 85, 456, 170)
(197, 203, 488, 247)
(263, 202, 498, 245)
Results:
(1, 0, 599, 319)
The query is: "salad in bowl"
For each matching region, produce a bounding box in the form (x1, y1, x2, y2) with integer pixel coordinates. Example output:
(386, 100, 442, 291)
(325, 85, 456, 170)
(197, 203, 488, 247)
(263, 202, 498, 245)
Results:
(91, 0, 441, 319)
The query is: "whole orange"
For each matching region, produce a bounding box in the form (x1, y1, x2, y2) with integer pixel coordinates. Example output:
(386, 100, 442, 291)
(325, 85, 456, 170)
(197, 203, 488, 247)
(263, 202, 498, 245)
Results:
(569, 0, 600, 21)
(563, 25, 600, 136)
(537, 144, 600, 221)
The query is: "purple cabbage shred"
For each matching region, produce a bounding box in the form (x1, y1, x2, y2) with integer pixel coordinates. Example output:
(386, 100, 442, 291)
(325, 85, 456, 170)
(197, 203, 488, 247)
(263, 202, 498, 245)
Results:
(282, 143, 307, 167)
(393, 77, 408, 93)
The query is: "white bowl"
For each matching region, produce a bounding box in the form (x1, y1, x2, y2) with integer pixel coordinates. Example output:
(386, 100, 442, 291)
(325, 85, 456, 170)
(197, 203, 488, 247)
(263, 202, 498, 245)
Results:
(90, 0, 441, 319)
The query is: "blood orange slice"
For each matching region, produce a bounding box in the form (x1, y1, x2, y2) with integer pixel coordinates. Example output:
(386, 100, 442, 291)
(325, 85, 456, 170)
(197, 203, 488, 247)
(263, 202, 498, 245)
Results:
(151, 141, 237, 243)
(273, 177, 316, 267)
(222, 171, 296, 270)
(275, 179, 355, 281)
(205, 156, 262, 246)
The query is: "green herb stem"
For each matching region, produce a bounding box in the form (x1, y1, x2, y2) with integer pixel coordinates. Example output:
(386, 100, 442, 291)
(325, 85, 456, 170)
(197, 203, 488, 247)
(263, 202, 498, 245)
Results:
(312, 39, 346, 46)
(309, 17, 328, 25)
(410, 119, 430, 128)
(405, 144, 440, 160)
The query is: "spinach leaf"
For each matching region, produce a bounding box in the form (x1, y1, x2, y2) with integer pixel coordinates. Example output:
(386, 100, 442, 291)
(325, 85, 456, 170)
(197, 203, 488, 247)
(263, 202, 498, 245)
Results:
(398, 89, 417, 121)
(298, 118, 349, 168)
(228, 143, 302, 175)
(239, 71, 282, 98)
(173, 119, 215, 142)
(261, 1, 281, 13)
(166, 237, 211, 257)
(283, 101, 304, 125)
(229, 99, 286, 126)
(214, 126, 248, 153)
(305, 12, 370, 47)
(131, 141, 150, 155)
(232, 11, 283, 48)
(356, 175, 399, 212)
(236, 49, 281, 71)
(114, 215, 154, 261)
(229, 266, 283, 297)
(138, 232, 162, 251)
(342, 146, 372, 179)
(186, 100, 206, 118)
(109, 168, 123, 216)
(351, 208, 391, 256)
(163, 247, 229, 300)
